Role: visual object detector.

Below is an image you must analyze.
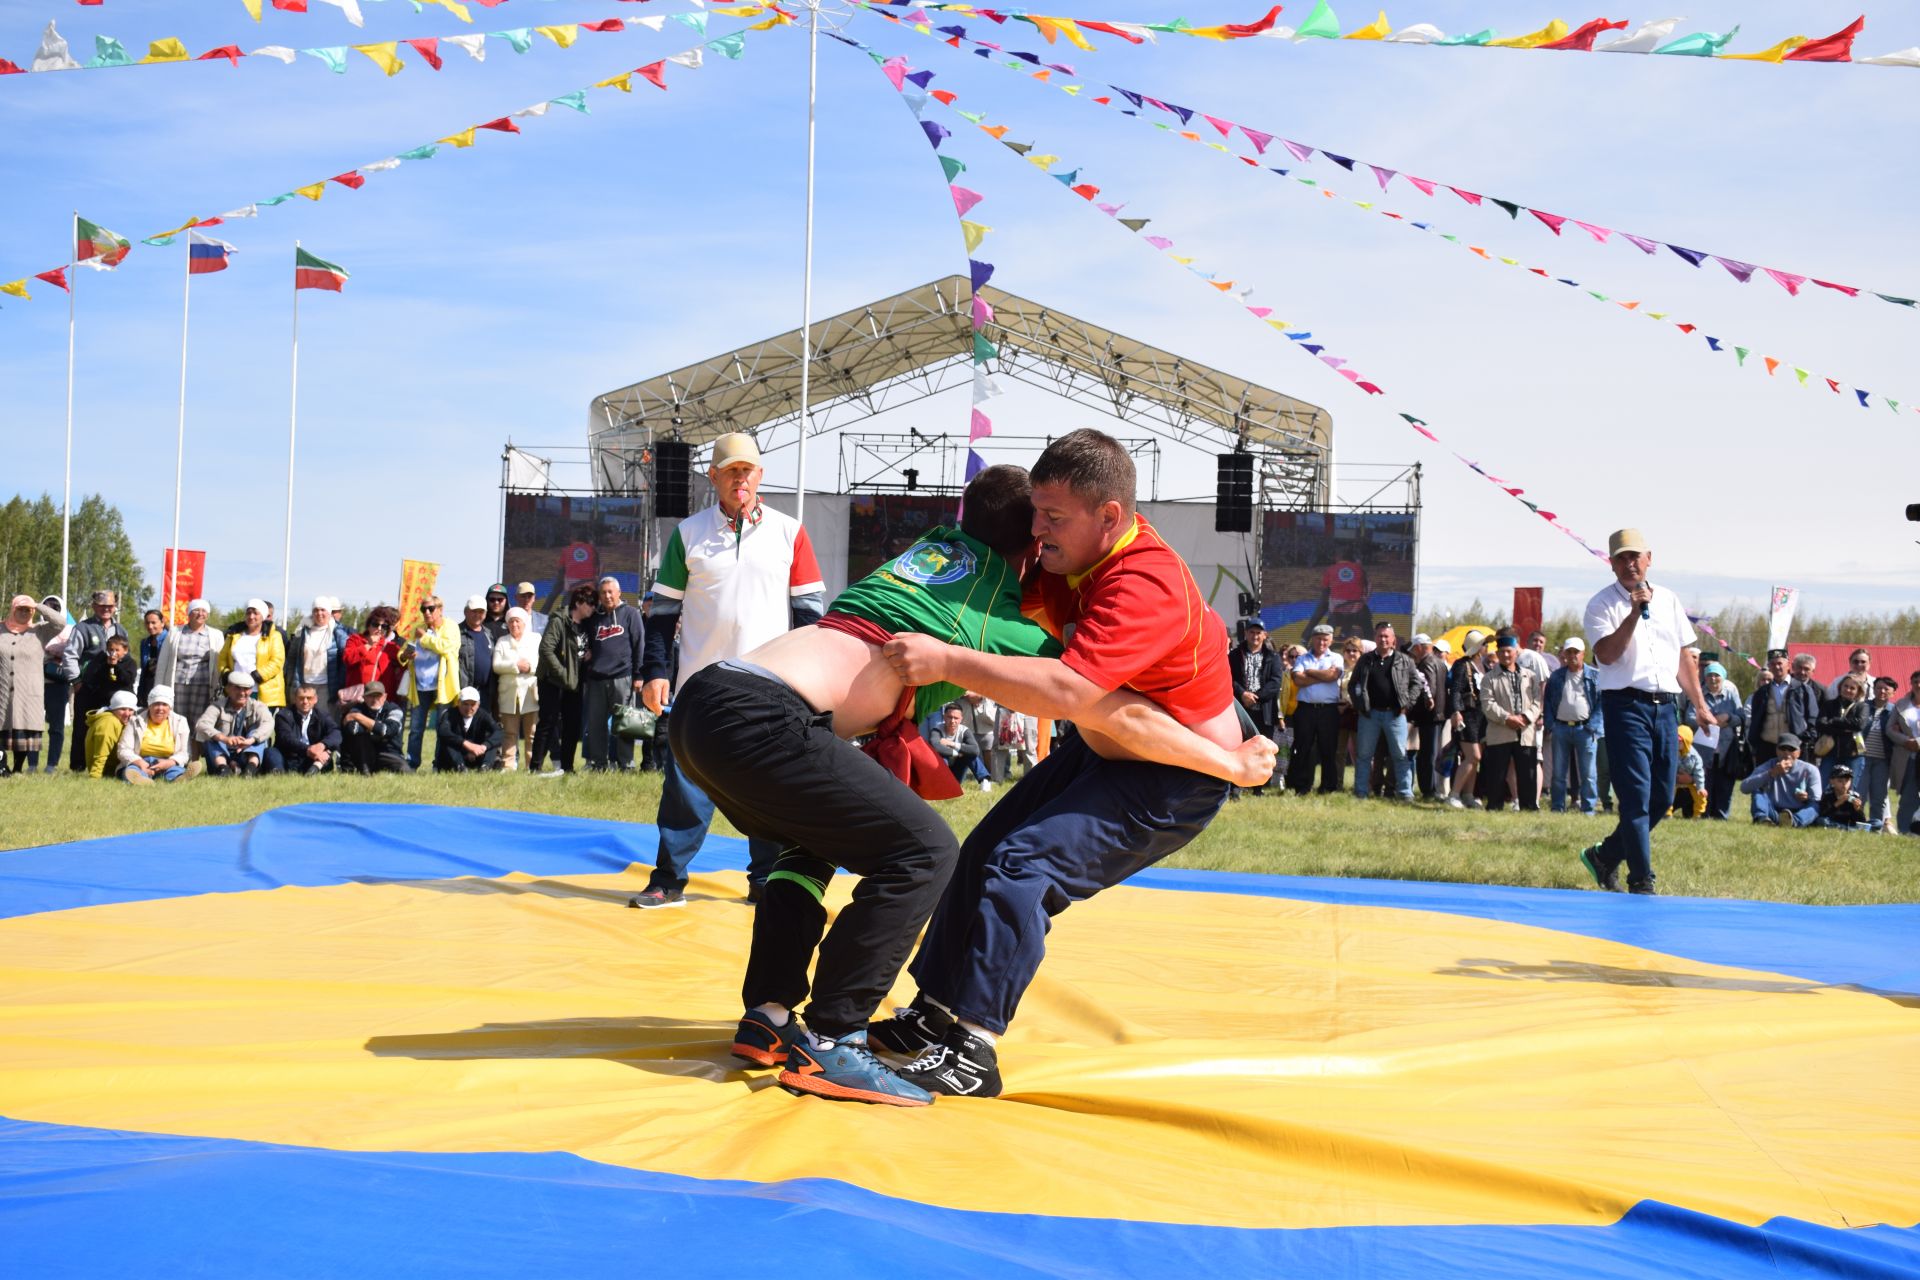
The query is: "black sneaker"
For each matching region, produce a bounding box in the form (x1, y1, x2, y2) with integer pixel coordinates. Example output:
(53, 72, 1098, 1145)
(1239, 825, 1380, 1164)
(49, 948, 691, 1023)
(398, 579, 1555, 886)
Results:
(1579, 845, 1621, 893)
(867, 999, 953, 1060)
(628, 886, 685, 909)
(1627, 879, 1658, 896)
(898, 1024, 1002, 1099)
(731, 1009, 794, 1069)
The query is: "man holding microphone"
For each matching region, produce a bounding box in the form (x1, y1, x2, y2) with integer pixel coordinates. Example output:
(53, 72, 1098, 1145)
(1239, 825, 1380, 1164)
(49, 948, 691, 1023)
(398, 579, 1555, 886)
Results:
(1578, 529, 1717, 895)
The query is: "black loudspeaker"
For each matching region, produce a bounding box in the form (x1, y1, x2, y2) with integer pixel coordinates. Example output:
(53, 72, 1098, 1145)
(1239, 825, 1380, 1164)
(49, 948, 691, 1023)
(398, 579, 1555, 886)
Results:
(654, 441, 693, 519)
(1215, 453, 1254, 533)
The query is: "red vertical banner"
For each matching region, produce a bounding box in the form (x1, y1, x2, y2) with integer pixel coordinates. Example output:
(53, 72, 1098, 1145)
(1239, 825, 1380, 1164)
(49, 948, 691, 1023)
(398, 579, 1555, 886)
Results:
(164, 549, 207, 625)
(1512, 587, 1543, 641)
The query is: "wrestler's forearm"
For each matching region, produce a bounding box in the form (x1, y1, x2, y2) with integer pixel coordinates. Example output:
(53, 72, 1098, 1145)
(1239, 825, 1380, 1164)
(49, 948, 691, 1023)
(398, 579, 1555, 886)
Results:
(932, 648, 1098, 721)
(1079, 694, 1242, 783)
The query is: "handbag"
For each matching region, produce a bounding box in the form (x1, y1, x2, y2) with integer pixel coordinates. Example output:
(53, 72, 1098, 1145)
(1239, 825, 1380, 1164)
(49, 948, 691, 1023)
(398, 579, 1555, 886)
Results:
(337, 683, 367, 707)
(611, 703, 657, 742)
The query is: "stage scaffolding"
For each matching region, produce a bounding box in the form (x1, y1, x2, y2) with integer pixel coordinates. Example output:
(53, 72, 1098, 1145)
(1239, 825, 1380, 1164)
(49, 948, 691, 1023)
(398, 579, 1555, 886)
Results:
(585, 275, 1333, 512)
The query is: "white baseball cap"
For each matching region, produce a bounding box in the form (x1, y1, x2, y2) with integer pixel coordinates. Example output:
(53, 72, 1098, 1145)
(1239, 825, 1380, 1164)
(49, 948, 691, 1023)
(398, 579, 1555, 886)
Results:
(1410, 633, 1433, 646)
(465, 595, 486, 611)
(1561, 636, 1587, 652)
(458, 686, 482, 703)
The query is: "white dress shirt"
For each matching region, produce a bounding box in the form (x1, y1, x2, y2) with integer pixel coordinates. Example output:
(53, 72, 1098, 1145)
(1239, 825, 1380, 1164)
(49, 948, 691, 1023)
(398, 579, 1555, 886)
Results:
(1583, 581, 1697, 694)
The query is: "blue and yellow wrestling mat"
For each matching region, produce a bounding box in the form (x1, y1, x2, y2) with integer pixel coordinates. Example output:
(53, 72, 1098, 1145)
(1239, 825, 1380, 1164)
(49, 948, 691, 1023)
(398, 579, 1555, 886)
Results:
(1, 804, 1916, 1277)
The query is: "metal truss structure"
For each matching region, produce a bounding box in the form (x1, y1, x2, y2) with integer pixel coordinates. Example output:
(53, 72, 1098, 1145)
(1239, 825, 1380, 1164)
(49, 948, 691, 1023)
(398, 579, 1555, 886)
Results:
(587, 275, 1332, 506)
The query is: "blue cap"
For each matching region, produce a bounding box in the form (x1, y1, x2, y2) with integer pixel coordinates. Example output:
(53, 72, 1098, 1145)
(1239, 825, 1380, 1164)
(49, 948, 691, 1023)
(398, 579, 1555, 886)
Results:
(1703, 661, 1727, 678)
(1495, 634, 1518, 648)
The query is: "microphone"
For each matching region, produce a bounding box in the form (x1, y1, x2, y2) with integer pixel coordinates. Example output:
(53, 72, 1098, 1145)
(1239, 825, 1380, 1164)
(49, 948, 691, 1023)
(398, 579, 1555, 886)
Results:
(1639, 582, 1652, 622)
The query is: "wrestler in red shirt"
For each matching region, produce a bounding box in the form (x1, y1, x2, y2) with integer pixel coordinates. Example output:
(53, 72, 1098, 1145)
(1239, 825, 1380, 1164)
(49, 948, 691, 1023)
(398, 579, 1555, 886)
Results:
(876, 429, 1274, 1098)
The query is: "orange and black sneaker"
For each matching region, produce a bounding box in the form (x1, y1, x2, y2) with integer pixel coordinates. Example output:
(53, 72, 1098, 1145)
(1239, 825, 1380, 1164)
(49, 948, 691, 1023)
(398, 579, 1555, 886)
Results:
(731, 1009, 793, 1069)
(777, 1029, 934, 1107)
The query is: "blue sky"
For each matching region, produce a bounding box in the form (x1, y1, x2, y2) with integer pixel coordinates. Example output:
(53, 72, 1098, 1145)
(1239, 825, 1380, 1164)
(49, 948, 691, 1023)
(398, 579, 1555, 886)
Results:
(2, 0, 1915, 620)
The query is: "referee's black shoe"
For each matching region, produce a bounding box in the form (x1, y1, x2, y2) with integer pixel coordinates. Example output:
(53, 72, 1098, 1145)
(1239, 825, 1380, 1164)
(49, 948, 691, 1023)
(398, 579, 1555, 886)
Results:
(1579, 844, 1621, 893)
(868, 998, 952, 1061)
(898, 1024, 1002, 1099)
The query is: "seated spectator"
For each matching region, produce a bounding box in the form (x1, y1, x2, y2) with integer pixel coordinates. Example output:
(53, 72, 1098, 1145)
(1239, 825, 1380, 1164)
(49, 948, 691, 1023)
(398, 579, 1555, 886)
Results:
(116, 685, 193, 784)
(922, 702, 983, 787)
(1670, 724, 1706, 819)
(274, 684, 341, 775)
(1686, 660, 1747, 820)
(84, 689, 139, 779)
(1816, 765, 1869, 830)
(491, 607, 540, 772)
(195, 671, 277, 777)
(435, 687, 503, 772)
(1742, 733, 1822, 827)
(1812, 675, 1870, 789)
(78, 634, 140, 710)
(340, 683, 412, 775)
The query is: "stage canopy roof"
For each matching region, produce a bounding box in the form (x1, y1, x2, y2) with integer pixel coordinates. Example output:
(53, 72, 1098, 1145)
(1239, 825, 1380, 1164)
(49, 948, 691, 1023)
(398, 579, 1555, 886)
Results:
(587, 276, 1332, 503)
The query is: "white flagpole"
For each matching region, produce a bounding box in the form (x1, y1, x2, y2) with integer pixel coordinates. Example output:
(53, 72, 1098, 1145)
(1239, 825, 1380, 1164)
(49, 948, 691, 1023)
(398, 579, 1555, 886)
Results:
(60, 211, 76, 612)
(282, 243, 301, 614)
(792, 0, 820, 524)
(168, 239, 191, 625)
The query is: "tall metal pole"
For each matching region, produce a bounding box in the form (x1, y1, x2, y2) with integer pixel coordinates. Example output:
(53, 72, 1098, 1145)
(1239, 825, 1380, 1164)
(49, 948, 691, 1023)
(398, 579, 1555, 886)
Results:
(792, 0, 820, 524)
(282, 243, 302, 615)
(168, 241, 191, 624)
(61, 212, 76, 612)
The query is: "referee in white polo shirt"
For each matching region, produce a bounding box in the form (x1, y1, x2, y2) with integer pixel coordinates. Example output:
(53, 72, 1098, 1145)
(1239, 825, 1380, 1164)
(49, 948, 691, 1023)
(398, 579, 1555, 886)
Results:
(1577, 528, 1717, 895)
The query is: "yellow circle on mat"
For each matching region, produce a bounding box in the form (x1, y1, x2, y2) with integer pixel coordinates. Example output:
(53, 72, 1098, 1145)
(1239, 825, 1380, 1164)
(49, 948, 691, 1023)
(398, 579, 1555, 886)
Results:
(1, 869, 1915, 1231)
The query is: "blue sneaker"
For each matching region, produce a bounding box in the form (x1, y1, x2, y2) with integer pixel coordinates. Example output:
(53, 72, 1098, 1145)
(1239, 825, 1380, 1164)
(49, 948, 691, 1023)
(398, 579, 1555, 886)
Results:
(778, 1029, 934, 1107)
(731, 1010, 793, 1069)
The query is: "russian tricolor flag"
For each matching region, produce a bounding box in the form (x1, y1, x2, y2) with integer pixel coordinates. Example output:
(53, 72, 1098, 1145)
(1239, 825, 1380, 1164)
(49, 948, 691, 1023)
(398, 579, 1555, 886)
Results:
(187, 230, 237, 275)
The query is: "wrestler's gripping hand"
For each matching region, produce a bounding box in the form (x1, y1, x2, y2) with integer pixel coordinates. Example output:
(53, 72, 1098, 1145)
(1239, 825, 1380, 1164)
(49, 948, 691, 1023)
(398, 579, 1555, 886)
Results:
(881, 633, 954, 686)
(1230, 735, 1281, 789)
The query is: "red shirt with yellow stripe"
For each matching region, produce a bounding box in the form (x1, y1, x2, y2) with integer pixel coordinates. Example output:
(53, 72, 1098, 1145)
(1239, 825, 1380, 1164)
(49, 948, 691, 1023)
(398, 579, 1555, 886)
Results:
(1022, 514, 1231, 725)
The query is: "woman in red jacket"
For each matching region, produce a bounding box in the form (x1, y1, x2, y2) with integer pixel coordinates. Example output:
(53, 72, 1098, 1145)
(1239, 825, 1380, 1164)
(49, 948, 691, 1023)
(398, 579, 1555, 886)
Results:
(341, 606, 405, 711)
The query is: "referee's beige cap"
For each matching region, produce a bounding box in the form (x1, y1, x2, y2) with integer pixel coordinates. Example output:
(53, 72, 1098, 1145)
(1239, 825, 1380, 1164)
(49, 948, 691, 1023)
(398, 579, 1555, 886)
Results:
(1607, 528, 1648, 557)
(710, 433, 762, 470)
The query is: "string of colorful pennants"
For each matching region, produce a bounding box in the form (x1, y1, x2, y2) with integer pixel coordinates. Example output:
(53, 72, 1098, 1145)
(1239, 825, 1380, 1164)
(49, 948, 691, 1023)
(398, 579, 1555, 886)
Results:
(67, 0, 657, 26)
(3, 7, 782, 76)
(874, 54, 1003, 477)
(865, 1, 1920, 68)
(867, 5, 1920, 420)
(842, 31, 1613, 560)
(1692, 617, 1765, 671)
(0, 16, 779, 303)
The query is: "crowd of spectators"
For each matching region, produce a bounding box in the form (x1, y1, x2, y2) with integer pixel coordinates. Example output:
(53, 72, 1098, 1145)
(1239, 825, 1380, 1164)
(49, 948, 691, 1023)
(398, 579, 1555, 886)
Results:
(4, 581, 1914, 837)
(0, 578, 681, 783)
(1225, 618, 1918, 835)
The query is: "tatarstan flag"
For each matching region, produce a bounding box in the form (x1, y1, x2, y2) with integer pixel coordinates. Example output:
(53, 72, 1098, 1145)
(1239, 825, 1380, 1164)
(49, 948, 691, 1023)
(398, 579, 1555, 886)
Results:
(294, 247, 349, 292)
(76, 216, 131, 269)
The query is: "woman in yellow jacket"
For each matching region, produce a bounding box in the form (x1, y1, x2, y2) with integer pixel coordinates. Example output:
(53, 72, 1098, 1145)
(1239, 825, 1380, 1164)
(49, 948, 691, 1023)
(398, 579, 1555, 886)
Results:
(217, 599, 288, 709)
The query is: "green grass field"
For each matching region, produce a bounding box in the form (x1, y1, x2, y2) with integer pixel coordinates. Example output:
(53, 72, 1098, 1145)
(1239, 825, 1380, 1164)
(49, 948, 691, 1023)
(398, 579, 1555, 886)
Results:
(4, 767, 1913, 905)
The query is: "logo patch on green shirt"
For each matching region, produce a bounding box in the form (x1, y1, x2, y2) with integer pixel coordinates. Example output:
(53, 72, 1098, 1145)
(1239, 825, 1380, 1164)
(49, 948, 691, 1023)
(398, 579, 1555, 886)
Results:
(891, 540, 977, 587)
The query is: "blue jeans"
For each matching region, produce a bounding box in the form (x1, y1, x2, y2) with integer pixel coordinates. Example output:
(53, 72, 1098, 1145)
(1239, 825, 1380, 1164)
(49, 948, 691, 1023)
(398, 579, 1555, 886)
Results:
(406, 695, 441, 770)
(1863, 755, 1890, 831)
(123, 756, 186, 783)
(1751, 793, 1818, 827)
(908, 733, 1229, 1034)
(1820, 753, 1864, 792)
(1550, 724, 1600, 813)
(204, 740, 268, 773)
(951, 753, 989, 784)
(1595, 692, 1678, 889)
(647, 734, 782, 892)
(1353, 709, 1413, 799)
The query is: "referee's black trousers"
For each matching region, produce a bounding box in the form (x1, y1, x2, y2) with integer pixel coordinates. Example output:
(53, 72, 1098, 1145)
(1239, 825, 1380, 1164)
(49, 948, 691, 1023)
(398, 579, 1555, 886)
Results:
(668, 664, 960, 1038)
